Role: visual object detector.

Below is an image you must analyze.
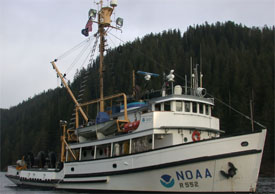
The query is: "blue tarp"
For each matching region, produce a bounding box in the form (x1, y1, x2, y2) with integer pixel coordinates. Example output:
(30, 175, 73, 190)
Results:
(96, 112, 110, 124)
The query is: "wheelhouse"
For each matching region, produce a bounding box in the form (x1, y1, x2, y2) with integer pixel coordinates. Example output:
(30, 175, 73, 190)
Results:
(150, 94, 214, 116)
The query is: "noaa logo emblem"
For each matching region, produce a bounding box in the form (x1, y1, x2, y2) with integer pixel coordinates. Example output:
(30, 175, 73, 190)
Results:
(160, 174, 175, 188)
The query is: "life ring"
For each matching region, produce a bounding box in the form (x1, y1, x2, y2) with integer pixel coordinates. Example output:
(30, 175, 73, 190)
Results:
(192, 130, 201, 142)
(123, 120, 140, 132)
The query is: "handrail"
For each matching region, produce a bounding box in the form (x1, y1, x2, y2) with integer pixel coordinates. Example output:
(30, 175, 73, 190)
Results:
(64, 139, 77, 161)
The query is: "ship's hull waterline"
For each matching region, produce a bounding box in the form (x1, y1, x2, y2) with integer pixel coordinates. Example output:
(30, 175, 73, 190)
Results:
(6, 129, 266, 193)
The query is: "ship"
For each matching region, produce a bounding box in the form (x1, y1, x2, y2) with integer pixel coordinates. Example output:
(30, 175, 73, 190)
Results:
(6, 0, 266, 193)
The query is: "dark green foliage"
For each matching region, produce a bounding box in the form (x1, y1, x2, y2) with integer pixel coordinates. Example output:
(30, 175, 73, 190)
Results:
(0, 22, 274, 175)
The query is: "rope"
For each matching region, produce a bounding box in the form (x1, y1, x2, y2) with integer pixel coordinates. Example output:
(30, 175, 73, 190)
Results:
(206, 93, 266, 129)
(65, 39, 92, 75)
(108, 31, 125, 44)
(56, 37, 91, 61)
(79, 34, 99, 70)
(106, 33, 116, 48)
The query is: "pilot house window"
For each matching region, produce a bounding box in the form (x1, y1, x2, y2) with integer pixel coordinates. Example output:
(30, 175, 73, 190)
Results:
(206, 105, 209, 115)
(164, 102, 171, 111)
(176, 101, 182, 112)
(155, 103, 161, 111)
(199, 103, 204, 114)
(113, 140, 130, 156)
(192, 103, 197, 113)
(185, 102, 190, 112)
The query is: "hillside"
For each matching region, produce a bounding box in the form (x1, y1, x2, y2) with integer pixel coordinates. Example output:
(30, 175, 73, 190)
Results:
(1, 22, 274, 175)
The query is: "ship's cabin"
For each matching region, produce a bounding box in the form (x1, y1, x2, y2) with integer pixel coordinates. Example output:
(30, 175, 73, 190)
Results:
(150, 94, 213, 116)
(66, 86, 222, 163)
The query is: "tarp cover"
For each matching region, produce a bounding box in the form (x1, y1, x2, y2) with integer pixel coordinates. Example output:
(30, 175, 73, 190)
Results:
(96, 112, 110, 124)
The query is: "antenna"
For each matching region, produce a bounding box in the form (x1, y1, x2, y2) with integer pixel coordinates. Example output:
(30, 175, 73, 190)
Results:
(132, 70, 136, 97)
(166, 69, 175, 94)
(200, 43, 203, 88)
(190, 57, 193, 93)
(185, 74, 188, 94)
(162, 72, 166, 97)
(250, 89, 255, 132)
(193, 64, 199, 90)
(136, 71, 159, 81)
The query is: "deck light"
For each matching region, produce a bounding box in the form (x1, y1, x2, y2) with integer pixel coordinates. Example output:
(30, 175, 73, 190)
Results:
(89, 9, 97, 19)
(110, 0, 118, 7)
(116, 17, 123, 27)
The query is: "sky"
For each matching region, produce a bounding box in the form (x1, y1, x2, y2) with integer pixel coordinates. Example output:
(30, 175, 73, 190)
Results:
(0, 0, 274, 109)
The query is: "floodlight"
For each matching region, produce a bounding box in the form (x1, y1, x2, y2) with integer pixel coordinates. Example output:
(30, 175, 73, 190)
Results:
(116, 17, 123, 27)
(110, 0, 118, 7)
(89, 9, 97, 19)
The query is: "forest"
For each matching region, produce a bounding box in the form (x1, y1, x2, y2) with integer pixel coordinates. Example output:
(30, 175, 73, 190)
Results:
(0, 21, 274, 176)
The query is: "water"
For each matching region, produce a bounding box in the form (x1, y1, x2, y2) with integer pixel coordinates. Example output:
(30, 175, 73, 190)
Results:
(257, 177, 275, 194)
(1, 172, 274, 193)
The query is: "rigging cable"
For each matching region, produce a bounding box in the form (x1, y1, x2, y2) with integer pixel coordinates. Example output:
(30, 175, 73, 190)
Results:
(206, 93, 266, 129)
(65, 39, 92, 75)
(108, 31, 125, 44)
(78, 34, 100, 70)
(56, 37, 92, 61)
(106, 33, 116, 48)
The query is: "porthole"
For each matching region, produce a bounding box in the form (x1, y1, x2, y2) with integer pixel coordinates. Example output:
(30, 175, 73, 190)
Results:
(184, 137, 188, 142)
(71, 167, 74, 172)
(241, 141, 249, 147)
(113, 163, 117, 168)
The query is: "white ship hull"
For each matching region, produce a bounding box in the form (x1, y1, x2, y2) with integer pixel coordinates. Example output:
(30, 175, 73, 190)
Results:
(6, 129, 266, 193)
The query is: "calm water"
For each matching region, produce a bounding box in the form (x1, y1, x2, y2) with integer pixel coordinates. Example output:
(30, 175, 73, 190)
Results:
(0, 172, 274, 194)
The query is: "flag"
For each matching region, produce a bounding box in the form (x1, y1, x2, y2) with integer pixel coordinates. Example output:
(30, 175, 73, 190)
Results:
(81, 19, 93, 37)
(86, 19, 93, 32)
(81, 28, 89, 37)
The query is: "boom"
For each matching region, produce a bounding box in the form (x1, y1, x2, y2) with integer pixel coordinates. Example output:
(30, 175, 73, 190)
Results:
(51, 60, 89, 123)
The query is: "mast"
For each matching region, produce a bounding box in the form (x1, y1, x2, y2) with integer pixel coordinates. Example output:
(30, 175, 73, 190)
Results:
(53, 0, 122, 118)
(99, 0, 105, 112)
(97, 0, 120, 112)
(190, 57, 193, 94)
(132, 70, 136, 98)
(200, 43, 203, 88)
(99, 19, 104, 112)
